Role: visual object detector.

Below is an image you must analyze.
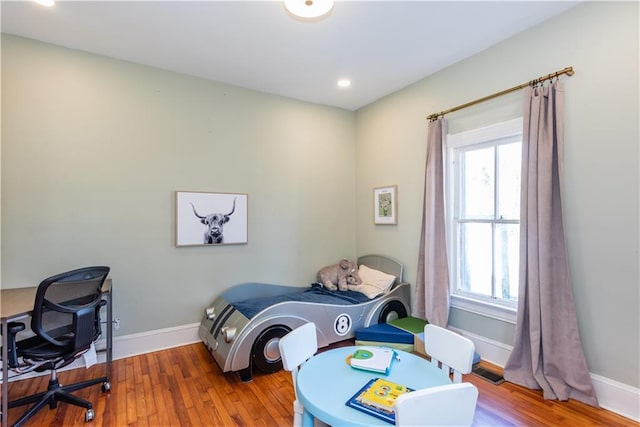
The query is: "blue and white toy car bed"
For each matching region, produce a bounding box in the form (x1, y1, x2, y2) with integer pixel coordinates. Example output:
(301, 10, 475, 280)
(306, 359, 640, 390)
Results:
(199, 254, 410, 381)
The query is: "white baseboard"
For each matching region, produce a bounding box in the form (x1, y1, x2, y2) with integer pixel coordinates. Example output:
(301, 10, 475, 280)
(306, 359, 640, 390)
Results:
(449, 326, 640, 422)
(590, 373, 640, 422)
(110, 322, 201, 360)
(5, 322, 638, 422)
(3, 323, 201, 383)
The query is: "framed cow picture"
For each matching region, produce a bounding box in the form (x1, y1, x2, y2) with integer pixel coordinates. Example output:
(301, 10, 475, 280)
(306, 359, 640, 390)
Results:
(176, 191, 248, 246)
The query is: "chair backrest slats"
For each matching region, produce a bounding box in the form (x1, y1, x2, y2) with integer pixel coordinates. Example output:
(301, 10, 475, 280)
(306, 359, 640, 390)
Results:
(424, 324, 475, 383)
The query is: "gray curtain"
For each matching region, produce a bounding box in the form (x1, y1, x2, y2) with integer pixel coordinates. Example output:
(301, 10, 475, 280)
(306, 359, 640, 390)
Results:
(415, 118, 450, 327)
(503, 81, 599, 407)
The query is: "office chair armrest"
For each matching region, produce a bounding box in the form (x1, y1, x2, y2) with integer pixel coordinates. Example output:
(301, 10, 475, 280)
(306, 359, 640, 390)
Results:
(6, 321, 26, 368)
(94, 299, 107, 338)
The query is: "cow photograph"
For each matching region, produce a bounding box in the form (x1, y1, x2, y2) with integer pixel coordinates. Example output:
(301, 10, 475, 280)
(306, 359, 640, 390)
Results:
(176, 191, 248, 246)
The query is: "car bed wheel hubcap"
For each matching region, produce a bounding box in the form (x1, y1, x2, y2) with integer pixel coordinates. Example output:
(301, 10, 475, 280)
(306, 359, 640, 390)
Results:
(264, 338, 280, 362)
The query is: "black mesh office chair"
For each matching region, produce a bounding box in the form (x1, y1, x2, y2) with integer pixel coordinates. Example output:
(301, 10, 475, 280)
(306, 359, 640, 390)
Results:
(5, 266, 110, 427)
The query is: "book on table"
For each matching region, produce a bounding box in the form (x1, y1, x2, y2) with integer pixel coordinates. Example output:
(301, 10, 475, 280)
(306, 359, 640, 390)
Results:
(345, 377, 414, 424)
(348, 346, 397, 375)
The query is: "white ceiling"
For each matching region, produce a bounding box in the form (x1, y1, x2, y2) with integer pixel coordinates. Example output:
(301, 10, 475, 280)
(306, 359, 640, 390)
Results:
(1, 1, 580, 111)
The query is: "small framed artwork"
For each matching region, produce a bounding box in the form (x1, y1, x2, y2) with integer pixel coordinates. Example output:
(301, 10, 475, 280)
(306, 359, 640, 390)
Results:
(176, 191, 248, 246)
(373, 185, 397, 225)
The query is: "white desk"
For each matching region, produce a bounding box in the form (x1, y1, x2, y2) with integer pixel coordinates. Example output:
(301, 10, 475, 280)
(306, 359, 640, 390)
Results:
(0, 279, 113, 427)
(296, 346, 451, 426)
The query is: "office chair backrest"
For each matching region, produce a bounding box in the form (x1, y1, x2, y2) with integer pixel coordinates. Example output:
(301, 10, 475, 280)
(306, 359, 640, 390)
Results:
(394, 382, 479, 426)
(31, 266, 110, 350)
(424, 324, 475, 383)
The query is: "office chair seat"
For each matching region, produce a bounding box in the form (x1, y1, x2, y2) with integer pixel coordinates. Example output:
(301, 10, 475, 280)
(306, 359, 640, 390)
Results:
(5, 266, 111, 427)
(14, 335, 89, 373)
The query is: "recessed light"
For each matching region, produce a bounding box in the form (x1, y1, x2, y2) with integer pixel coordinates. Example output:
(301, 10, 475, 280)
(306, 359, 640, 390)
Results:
(337, 79, 351, 88)
(34, 0, 55, 6)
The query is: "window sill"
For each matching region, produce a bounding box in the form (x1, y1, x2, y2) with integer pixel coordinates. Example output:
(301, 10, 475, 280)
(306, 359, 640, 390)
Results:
(450, 294, 517, 324)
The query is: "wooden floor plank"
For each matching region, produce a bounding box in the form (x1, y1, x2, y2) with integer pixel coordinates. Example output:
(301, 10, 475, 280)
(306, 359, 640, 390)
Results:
(4, 341, 637, 426)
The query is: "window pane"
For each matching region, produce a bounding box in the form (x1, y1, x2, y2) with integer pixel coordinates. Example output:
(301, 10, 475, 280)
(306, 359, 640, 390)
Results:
(459, 223, 492, 297)
(461, 147, 494, 218)
(497, 142, 521, 219)
(447, 118, 522, 312)
(494, 223, 519, 302)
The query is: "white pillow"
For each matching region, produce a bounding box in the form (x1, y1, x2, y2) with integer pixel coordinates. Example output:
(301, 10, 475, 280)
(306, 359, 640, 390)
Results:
(349, 283, 384, 299)
(349, 265, 397, 299)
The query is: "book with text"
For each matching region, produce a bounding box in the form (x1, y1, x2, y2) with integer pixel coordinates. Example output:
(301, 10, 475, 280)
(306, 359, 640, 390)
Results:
(345, 377, 413, 424)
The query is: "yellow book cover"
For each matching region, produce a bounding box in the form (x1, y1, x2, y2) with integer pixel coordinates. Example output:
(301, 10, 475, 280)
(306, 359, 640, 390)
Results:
(356, 378, 411, 412)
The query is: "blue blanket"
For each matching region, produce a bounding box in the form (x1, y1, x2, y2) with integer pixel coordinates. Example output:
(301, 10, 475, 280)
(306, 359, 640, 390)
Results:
(231, 283, 372, 318)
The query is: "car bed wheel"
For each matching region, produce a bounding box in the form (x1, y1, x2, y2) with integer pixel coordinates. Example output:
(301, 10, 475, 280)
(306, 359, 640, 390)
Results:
(378, 300, 408, 323)
(252, 325, 291, 373)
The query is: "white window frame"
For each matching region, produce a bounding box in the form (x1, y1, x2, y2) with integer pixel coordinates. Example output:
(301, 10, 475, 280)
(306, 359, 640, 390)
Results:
(445, 118, 523, 324)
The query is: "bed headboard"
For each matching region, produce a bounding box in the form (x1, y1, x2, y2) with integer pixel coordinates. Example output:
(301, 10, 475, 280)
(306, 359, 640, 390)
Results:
(357, 254, 404, 283)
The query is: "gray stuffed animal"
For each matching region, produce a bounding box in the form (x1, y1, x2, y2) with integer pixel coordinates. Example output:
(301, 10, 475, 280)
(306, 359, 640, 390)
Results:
(317, 259, 362, 291)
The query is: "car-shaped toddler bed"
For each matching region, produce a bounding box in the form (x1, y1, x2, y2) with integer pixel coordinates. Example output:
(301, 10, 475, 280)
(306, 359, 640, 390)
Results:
(199, 254, 410, 381)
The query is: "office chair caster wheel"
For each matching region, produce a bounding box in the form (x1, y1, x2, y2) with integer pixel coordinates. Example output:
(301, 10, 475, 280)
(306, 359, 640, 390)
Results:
(101, 381, 111, 392)
(85, 408, 95, 422)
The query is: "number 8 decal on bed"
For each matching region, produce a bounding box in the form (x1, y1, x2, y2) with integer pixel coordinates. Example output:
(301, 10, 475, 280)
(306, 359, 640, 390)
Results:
(334, 313, 352, 336)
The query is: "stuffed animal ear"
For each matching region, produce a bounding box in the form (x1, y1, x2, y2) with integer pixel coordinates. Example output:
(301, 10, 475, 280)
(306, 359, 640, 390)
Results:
(339, 259, 350, 269)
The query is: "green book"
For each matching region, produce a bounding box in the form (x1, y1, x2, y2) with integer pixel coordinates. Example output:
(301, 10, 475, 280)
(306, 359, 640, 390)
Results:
(388, 316, 428, 335)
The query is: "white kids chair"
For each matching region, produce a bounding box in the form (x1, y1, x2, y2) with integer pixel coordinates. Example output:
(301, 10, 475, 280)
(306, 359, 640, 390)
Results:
(278, 322, 318, 427)
(424, 324, 476, 383)
(394, 382, 479, 426)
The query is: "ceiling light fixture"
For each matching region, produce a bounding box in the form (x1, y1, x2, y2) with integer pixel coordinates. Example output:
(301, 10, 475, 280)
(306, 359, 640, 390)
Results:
(33, 0, 55, 6)
(337, 79, 351, 88)
(284, 0, 334, 19)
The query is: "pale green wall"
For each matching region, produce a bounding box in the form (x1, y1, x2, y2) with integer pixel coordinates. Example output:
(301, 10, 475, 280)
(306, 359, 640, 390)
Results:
(2, 1, 638, 390)
(1, 35, 357, 335)
(355, 1, 639, 387)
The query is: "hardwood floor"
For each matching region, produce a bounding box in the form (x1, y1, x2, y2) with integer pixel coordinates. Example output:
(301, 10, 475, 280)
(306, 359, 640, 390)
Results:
(4, 341, 637, 426)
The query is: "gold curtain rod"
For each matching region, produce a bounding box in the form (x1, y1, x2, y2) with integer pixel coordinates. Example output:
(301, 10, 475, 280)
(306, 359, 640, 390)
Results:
(426, 66, 575, 121)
